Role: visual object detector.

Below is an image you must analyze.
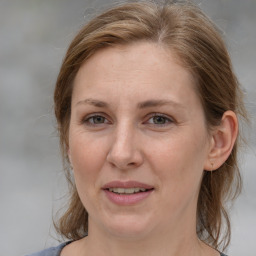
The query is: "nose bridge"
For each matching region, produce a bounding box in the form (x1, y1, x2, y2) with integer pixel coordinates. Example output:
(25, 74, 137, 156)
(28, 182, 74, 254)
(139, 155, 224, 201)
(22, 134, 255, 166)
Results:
(107, 119, 142, 169)
(112, 120, 135, 157)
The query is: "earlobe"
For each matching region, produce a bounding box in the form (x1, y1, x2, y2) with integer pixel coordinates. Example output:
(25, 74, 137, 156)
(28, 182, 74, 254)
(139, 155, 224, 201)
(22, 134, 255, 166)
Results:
(204, 111, 238, 171)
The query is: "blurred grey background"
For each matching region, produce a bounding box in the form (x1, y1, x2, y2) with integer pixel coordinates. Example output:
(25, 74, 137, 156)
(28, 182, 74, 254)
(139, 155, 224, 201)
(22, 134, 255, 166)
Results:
(0, 0, 255, 255)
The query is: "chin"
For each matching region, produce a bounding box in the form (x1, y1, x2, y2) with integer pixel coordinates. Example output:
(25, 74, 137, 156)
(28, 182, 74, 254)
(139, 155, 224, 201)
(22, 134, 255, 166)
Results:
(100, 214, 155, 240)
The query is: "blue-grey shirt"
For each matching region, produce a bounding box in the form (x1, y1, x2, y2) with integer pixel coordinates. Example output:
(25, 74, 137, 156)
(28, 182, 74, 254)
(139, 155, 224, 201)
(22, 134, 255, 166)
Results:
(26, 242, 228, 256)
(25, 242, 70, 256)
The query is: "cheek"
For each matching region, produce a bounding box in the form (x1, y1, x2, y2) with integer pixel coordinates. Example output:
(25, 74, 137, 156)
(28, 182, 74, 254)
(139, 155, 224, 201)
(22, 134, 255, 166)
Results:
(69, 133, 109, 212)
(147, 136, 207, 218)
(69, 132, 107, 186)
(147, 130, 208, 191)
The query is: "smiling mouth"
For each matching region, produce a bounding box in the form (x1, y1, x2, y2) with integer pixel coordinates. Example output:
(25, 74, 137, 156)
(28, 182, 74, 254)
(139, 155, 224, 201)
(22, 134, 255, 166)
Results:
(106, 188, 153, 194)
(103, 182, 154, 205)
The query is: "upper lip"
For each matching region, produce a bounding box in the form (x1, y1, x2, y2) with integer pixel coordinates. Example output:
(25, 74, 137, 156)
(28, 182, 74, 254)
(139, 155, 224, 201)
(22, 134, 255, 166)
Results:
(102, 181, 154, 190)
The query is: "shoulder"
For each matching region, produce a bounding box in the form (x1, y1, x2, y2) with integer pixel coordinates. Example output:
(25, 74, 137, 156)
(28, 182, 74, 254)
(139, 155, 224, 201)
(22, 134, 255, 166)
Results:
(25, 242, 71, 256)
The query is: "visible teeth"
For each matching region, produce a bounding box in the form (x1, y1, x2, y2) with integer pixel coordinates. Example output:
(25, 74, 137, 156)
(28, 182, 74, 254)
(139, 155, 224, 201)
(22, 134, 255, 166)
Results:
(109, 188, 147, 194)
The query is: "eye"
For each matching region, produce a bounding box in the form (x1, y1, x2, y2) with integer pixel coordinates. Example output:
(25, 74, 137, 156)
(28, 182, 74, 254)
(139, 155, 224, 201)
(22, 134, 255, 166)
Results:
(82, 114, 109, 126)
(90, 116, 106, 124)
(146, 114, 174, 126)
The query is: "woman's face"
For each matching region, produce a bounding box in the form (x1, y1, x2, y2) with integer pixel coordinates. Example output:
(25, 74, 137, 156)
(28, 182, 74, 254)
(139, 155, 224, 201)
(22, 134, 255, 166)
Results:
(69, 42, 212, 239)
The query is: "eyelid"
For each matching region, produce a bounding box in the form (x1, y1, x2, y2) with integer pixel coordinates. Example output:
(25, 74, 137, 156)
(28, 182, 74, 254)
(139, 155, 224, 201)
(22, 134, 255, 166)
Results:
(144, 113, 175, 126)
(80, 112, 175, 127)
(81, 112, 111, 126)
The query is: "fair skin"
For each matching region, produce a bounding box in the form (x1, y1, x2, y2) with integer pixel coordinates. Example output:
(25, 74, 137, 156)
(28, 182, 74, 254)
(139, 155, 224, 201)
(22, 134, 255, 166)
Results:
(62, 42, 238, 256)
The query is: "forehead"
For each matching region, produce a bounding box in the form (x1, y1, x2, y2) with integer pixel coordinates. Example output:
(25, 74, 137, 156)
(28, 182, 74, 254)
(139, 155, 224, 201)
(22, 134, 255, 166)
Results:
(72, 42, 199, 108)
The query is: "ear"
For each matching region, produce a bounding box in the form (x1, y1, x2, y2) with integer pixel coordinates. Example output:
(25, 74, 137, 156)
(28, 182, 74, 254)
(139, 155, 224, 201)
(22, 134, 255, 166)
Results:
(204, 110, 238, 171)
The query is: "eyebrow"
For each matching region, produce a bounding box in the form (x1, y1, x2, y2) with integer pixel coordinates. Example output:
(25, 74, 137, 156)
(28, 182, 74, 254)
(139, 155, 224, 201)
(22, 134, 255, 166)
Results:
(137, 99, 184, 109)
(76, 98, 184, 109)
(76, 98, 109, 108)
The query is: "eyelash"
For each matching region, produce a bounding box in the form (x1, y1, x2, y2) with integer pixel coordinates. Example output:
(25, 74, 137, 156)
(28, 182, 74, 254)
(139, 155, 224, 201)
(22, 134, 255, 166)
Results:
(82, 113, 110, 126)
(146, 113, 174, 127)
(81, 113, 174, 127)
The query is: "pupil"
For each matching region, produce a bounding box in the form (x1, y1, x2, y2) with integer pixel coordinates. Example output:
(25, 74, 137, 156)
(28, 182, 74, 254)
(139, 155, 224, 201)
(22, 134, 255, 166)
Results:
(94, 116, 104, 123)
(153, 116, 165, 124)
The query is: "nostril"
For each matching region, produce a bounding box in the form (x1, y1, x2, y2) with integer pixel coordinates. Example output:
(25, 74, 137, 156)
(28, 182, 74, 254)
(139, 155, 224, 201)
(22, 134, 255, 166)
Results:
(106, 145, 144, 169)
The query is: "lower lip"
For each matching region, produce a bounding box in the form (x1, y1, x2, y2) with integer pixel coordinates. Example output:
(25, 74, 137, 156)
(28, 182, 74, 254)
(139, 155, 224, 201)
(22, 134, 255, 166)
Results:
(103, 189, 153, 205)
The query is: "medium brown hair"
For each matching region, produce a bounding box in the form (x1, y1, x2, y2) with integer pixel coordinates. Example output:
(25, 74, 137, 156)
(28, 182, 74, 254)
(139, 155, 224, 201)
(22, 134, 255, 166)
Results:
(54, 0, 247, 250)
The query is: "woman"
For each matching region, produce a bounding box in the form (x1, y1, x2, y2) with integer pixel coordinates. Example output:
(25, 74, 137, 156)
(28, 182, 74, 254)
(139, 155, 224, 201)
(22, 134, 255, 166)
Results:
(27, 1, 247, 256)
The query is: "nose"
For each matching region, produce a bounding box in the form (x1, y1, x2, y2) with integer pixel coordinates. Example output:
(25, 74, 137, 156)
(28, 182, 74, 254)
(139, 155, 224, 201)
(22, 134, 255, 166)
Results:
(106, 123, 144, 170)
